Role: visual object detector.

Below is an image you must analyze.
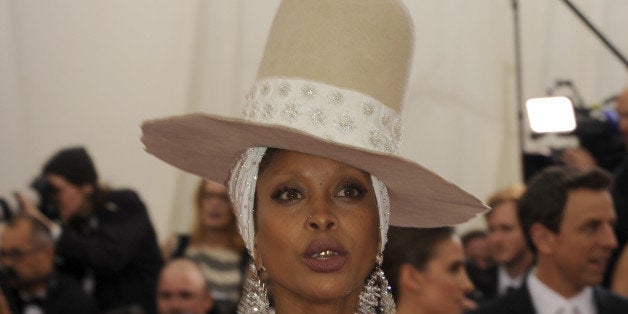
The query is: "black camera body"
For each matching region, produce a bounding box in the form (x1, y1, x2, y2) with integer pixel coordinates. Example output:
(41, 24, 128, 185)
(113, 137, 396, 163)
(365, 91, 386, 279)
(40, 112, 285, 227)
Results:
(0, 197, 15, 221)
(0, 177, 60, 222)
(30, 176, 60, 220)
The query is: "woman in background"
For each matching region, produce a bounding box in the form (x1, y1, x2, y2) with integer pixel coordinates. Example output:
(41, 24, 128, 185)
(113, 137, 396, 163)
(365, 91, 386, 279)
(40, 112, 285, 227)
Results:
(163, 179, 247, 314)
(383, 226, 476, 314)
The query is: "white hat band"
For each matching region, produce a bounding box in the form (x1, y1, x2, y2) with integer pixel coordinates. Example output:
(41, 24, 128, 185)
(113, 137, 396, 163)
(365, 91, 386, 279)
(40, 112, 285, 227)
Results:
(243, 78, 403, 155)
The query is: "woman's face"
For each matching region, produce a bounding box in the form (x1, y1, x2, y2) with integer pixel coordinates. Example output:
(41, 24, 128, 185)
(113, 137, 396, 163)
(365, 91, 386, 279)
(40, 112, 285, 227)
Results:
(46, 174, 92, 221)
(199, 180, 233, 230)
(414, 236, 474, 314)
(255, 150, 380, 306)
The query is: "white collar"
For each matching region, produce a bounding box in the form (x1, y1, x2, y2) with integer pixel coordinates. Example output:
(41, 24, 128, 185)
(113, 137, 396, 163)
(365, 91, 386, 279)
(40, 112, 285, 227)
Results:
(18, 290, 47, 301)
(528, 269, 596, 314)
(497, 265, 526, 295)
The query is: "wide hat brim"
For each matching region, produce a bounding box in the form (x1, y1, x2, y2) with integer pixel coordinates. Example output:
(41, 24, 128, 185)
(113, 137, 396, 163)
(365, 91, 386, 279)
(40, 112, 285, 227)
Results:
(142, 113, 489, 227)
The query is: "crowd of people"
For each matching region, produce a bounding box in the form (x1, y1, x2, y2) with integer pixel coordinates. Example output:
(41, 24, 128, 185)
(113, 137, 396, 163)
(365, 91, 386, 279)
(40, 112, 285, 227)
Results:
(1, 0, 627, 313)
(2, 157, 627, 313)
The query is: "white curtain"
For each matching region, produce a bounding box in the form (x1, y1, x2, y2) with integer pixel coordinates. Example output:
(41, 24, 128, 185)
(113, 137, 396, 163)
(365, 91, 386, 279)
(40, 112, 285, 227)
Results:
(1, 0, 626, 241)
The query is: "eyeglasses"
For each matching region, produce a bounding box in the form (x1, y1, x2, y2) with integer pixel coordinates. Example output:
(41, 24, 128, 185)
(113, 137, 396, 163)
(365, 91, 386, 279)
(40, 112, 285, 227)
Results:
(0, 246, 44, 261)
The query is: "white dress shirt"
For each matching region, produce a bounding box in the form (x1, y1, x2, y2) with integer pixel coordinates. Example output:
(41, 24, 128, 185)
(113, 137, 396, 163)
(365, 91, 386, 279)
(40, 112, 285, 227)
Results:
(528, 269, 596, 314)
(19, 290, 46, 314)
(497, 265, 526, 295)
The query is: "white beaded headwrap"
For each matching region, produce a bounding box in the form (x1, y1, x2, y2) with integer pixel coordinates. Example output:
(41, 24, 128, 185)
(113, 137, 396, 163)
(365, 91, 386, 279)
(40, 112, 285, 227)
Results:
(228, 147, 391, 257)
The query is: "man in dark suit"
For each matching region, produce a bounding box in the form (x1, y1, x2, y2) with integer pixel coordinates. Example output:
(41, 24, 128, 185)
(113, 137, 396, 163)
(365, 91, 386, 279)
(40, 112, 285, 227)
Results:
(0, 215, 97, 314)
(463, 230, 499, 304)
(474, 184, 534, 304)
(473, 166, 628, 313)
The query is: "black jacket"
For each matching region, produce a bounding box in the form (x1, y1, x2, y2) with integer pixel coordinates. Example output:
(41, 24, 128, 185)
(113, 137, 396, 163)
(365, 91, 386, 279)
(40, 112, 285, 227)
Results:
(55, 189, 163, 313)
(2, 272, 97, 314)
(465, 262, 498, 305)
(604, 155, 628, 287)
(471, 283, 628, 314)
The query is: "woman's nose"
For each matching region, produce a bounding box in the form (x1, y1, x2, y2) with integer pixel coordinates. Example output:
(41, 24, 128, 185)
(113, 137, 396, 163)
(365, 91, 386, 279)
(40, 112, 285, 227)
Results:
(306, 202, 338, 231)
(460, 270, 475, 293)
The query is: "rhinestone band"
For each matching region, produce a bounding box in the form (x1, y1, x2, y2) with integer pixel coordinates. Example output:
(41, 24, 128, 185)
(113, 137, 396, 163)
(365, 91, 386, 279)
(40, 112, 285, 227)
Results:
(242, 78, 403, 155)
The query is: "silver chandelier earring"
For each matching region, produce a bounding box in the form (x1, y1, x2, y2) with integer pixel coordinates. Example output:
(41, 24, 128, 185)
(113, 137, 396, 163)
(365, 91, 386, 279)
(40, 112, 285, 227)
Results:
(237, 263, 271, 314)
(356, 253, 396, 314)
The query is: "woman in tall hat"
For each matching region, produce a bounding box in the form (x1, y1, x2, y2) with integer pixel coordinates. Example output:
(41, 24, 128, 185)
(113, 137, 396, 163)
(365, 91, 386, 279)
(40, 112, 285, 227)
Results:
(142, 0, 487, 313)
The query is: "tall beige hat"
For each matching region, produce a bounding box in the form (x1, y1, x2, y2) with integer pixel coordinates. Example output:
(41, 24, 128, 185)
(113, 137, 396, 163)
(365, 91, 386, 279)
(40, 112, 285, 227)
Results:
(141, 0, 488, 227)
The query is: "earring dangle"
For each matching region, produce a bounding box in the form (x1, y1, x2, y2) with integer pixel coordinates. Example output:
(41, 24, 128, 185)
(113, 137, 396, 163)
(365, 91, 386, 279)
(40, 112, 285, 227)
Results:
(237, 263, 271, 314)
(356, 253, 396, 314)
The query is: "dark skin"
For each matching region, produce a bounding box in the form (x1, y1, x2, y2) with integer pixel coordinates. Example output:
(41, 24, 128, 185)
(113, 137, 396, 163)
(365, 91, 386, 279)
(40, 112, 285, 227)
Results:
(254, 150, 380, 314)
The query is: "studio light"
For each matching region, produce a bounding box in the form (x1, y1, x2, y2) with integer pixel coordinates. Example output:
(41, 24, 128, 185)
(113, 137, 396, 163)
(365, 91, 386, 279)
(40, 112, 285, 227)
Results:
(526, 96, 576, 133)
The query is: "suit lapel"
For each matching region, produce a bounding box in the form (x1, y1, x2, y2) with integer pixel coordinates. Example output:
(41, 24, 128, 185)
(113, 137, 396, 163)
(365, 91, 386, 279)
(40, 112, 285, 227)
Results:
(512, 284, 537, 314)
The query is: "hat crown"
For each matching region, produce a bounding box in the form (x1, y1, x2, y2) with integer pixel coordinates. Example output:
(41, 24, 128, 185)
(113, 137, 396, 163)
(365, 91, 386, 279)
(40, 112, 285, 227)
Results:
(256, 0, 414, 111)
(140, 0, 488, 231)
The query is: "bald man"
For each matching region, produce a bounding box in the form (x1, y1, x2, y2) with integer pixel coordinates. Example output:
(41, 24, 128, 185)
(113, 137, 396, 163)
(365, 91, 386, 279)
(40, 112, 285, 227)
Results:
(157, 258, 214, 314)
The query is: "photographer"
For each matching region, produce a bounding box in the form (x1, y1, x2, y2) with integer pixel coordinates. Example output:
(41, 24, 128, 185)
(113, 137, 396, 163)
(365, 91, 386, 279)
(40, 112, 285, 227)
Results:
(18, 146, 162, 314)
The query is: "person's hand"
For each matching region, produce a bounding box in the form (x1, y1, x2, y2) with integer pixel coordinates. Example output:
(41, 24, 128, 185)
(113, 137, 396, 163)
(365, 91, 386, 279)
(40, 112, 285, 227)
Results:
(15, 193, 54, 229)
(560, 147, 597, 170)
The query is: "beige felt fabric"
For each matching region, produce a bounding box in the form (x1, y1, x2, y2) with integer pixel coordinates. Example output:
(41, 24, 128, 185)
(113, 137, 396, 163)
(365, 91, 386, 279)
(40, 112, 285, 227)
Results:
(141, 0, 489, 228)
(257, 0, 414, 109)
(142, 113, 488, 227)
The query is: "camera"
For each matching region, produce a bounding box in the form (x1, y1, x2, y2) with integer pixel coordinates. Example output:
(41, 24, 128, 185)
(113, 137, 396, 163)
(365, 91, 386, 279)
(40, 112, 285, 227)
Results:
(0, 176, 59, 222)
(30, 176, 60, 220)
(522, 80, 626, 180)
(0, 196, 17, 221)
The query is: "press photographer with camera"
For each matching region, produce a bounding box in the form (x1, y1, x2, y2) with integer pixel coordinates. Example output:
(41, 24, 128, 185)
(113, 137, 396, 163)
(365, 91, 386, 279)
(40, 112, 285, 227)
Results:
(17, 146, 163, 314)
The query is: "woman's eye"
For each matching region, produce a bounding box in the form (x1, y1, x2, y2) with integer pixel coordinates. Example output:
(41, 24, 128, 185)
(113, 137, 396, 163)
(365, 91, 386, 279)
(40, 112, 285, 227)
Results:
(337, 183, 366, 198)
(272, 187, 303, 201)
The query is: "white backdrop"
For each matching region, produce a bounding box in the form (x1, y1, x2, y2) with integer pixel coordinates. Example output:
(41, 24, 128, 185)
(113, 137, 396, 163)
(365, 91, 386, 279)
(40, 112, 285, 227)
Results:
(1, 0, 626, 242)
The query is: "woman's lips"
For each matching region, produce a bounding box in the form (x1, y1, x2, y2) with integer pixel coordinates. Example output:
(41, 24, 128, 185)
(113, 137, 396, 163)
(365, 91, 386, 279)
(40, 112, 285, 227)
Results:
(302, 239, 347, 272)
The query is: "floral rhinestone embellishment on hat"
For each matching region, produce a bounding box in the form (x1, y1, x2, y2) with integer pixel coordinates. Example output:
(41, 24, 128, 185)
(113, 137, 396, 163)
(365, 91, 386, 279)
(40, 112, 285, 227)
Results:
(242, 78, 403, 155)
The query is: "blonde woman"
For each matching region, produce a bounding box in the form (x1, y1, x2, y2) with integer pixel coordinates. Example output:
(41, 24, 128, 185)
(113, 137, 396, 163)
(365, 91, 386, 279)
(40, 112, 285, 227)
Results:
(163, 179, 246, 314)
